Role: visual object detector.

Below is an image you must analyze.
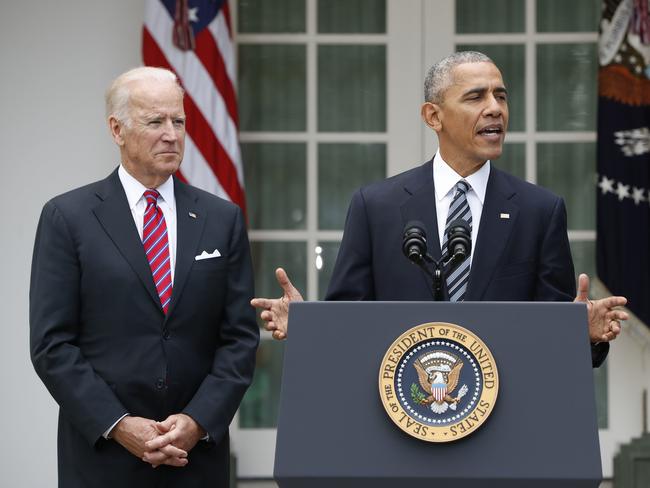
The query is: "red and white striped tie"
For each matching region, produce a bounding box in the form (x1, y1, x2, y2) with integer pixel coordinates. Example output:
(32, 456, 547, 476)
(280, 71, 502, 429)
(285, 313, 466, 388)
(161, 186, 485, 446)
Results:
(142, 189, 173, 314)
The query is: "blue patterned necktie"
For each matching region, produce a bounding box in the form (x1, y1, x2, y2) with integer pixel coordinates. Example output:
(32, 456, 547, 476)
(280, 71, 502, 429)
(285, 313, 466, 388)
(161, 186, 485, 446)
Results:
(442, 180, 472, 301)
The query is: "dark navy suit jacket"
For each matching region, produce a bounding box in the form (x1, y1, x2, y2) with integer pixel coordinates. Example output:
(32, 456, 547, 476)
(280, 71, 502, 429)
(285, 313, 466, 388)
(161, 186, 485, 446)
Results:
(326, 159, 607, 365)
(30, 169, 259, 487)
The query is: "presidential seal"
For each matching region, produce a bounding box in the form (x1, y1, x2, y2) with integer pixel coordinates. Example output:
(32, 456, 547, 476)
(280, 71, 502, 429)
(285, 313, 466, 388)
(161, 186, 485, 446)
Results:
(378, 322, 498, 442)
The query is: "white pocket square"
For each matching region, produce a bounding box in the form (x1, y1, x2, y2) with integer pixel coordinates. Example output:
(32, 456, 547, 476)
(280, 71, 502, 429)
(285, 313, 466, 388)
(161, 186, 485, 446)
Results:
(195, 249, 221, 261)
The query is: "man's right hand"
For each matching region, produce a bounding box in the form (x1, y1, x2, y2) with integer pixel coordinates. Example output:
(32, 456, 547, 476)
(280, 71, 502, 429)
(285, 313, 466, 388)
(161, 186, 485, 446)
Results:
(111, 416, 188, 468)
(250, 267, 303, 340)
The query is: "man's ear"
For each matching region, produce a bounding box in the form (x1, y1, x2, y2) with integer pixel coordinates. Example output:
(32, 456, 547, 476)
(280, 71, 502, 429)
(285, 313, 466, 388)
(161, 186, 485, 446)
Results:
(421, 102, 443, 132)
(108, 116, 125, 146)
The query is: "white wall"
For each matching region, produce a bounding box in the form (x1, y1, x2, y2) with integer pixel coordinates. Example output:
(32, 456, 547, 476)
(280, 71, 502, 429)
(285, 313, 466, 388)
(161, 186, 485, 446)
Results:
(0, 1, 144, 485)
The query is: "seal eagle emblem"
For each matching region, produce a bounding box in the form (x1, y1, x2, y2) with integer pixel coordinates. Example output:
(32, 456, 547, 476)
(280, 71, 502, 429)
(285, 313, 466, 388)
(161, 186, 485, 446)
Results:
(379, 322, 498, 442)
(412, 351, 469, 414)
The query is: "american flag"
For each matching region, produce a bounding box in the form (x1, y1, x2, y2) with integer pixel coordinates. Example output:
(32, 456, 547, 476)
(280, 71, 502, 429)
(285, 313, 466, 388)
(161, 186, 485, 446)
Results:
(143, 0, 246, 212)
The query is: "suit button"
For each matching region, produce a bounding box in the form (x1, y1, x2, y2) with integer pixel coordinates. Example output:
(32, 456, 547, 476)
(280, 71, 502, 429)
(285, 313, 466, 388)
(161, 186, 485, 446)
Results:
(155, 378, 165, 390)
(163, 329, 171, 340)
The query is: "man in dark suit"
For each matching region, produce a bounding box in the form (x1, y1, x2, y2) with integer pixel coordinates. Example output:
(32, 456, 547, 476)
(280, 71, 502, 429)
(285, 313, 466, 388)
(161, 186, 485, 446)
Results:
(251, 51, 627, 365)
(30, 67, 259, 486)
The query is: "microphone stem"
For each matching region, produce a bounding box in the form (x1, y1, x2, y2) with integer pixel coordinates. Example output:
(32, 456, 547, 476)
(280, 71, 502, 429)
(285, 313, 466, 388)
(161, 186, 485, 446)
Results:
(433, 267, 444, 301)
(412, 254, 445, 301)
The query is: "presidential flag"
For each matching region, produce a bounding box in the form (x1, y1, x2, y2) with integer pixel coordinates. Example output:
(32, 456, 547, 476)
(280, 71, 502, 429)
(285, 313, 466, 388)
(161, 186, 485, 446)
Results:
(143, 0, 246, 212)
(597, 0, 650, 327)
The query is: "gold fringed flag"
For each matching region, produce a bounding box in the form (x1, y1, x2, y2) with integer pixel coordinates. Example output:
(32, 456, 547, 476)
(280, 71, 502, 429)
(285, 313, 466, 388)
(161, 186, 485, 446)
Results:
(597, 0, 650, 326)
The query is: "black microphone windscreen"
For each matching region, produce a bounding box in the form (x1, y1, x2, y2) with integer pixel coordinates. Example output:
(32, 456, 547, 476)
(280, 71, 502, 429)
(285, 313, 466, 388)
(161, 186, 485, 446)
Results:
(402, 221, 428, 263)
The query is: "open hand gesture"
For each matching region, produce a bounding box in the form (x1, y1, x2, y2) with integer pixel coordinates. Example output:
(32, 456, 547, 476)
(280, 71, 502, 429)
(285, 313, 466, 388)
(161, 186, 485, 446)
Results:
(574, 273, 627, 343)
(250, 268, 303, 340)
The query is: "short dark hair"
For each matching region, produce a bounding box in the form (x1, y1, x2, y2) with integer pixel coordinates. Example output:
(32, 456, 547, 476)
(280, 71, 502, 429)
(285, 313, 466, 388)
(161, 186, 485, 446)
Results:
(424, 51, 494, 103)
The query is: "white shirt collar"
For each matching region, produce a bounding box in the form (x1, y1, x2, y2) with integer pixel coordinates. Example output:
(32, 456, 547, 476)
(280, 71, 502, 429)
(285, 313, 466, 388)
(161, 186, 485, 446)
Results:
(118, 165, 175, 210)
(433, 149, 490, 204)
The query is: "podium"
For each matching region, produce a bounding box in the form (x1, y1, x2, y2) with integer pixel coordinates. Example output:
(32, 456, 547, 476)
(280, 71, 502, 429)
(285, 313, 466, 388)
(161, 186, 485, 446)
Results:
(274, 301, 603, 488)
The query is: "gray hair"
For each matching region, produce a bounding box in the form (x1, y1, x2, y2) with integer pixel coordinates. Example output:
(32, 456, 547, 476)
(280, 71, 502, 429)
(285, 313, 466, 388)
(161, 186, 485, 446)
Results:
(423, 51, 493, 104)
(105, 66, 183, 127)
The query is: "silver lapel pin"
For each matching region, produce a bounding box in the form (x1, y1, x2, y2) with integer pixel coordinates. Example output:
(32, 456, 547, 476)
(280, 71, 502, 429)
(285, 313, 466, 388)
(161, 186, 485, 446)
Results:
(189, 212, 197, 219)
(500, 213, 510, 219)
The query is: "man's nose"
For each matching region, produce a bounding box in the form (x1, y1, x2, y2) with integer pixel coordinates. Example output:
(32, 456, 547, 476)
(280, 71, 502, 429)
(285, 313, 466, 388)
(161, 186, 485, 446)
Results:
(161, 119, 178, 141)
(484, 95, 503, 117)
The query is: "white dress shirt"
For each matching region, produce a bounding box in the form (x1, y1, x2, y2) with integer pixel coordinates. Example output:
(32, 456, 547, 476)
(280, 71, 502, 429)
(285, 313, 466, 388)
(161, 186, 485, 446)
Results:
(433, 150, 491, 265)
(117, 165, 177, 282)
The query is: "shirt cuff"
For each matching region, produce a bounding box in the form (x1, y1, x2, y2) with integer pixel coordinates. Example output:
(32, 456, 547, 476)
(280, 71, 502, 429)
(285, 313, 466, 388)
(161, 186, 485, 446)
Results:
(103, 413, 129, 439)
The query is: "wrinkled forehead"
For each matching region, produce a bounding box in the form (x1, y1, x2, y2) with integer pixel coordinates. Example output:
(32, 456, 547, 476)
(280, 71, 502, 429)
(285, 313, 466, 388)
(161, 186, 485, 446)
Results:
(448, 61, 506, 91)
(128, 79, 185, 112)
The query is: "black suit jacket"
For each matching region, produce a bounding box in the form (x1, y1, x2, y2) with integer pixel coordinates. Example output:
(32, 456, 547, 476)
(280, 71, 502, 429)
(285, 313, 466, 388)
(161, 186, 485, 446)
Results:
(326, 159, 608, 365)
(30, 169, 259, 487)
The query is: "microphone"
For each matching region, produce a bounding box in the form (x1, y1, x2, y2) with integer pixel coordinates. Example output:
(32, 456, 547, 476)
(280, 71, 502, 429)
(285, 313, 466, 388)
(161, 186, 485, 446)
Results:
(446, 219, 471, 264)
(402, 221, 428, 264)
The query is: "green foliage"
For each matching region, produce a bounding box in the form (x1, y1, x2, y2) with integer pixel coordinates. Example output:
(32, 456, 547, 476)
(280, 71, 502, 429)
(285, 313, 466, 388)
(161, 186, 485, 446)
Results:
(410, 383, 427, 405)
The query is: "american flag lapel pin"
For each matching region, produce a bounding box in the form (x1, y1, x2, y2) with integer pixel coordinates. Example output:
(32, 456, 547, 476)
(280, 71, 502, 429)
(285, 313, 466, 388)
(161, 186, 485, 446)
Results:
(189, 212, 197, 219)
(500, 213, 510, 219)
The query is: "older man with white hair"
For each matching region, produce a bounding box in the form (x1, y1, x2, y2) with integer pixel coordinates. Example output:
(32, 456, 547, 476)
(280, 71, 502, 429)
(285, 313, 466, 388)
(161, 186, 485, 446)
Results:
(30, 67, 258, 487)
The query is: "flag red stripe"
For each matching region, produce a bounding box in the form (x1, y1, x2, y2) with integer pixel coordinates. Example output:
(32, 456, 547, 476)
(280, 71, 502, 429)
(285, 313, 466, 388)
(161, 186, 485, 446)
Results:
(222, 2, 233, 38)
(194, 28, 239, 127)
(183, 94, 246, 209)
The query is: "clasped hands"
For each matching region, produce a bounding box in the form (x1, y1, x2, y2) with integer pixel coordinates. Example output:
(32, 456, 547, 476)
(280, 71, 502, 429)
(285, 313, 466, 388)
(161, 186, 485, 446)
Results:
(251, 268, 627, 345)
(112, 413, 205, 468)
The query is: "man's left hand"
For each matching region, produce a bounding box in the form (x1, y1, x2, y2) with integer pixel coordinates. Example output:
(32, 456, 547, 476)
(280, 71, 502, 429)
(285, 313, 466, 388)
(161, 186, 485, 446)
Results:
(574, 273, 628, 343)
(142, 413, 206, 467)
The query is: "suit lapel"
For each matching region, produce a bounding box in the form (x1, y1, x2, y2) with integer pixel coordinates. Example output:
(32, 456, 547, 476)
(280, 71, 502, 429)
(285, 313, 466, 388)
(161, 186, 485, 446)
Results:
(466, 167, 518, 300)
(167, 179, 205, 317)
(92, 170, 161, 308)
(400, 160, 440, 299)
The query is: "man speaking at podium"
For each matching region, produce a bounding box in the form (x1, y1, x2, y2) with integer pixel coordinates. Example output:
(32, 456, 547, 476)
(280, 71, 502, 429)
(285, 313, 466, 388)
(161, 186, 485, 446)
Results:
(252, 51, 627, 367)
